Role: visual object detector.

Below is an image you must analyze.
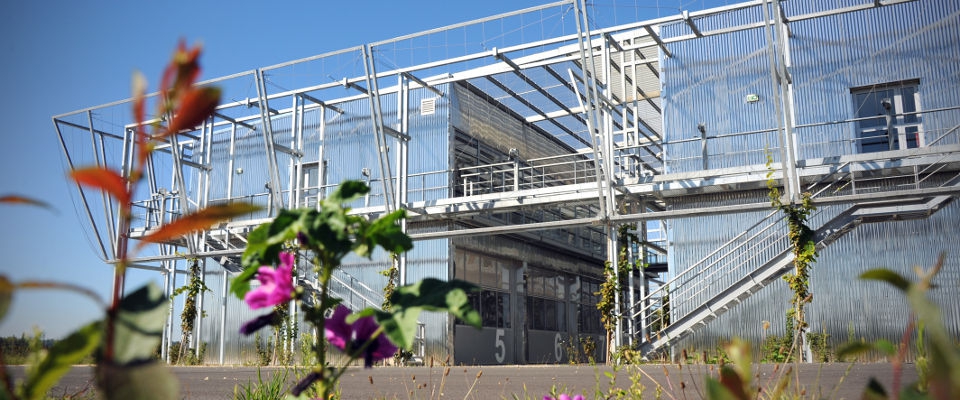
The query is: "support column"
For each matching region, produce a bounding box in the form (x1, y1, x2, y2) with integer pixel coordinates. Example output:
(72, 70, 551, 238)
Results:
(195, 259, 205, 360)
(219, 268, 227, 365)
(605, 224, 621, 358)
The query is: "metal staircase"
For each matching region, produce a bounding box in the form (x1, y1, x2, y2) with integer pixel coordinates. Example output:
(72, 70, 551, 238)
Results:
(632, 161, 960, 357)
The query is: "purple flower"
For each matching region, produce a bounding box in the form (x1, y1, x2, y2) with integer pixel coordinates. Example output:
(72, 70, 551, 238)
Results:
(244, 252, 295, 309)
(291, 370, 322, 396)
(325, 305, 398, 367)
(239, 312, 277, 335)
(544, 395, 584, 400)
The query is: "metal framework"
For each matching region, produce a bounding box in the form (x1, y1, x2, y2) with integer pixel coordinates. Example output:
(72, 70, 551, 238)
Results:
(54, 0, 960, 363)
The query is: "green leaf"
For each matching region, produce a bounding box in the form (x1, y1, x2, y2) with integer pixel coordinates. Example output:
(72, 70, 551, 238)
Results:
(0, 276, 12, 321)
(897, 386, 931, 400)
(361, 210, 413, 257)
(836, 341, 874, 361)
(234, 209, 307, 298)
(369, 308, 422, 350)
(326, 180, 368, 204)
(21, 321, 101, 400)
(113, 283, 168, 364)
(388, 279, 481, 328)
(860, 269, 910, 292)
(873, 339, 897, 356)
(97, 360, 179, 400)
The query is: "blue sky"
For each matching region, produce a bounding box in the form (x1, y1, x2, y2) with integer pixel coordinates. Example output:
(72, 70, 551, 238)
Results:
(0, 0, 728, 339)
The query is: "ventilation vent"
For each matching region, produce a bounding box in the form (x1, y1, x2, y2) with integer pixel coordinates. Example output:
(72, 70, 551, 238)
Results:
(420, 98, 436, 116)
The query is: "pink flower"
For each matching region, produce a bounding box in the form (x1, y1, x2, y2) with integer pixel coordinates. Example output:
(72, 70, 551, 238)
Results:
(325, 305, 398, 367)
(544, 395, 584, 400)
(243, 252, 295, 309)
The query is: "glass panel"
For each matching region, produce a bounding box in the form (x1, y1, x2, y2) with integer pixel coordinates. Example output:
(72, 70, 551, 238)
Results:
(530, 272, 544, 297)
(459, 290, 481, 326)
(556, 276, 566, 301)
(902, 86, 919, 123)
(544, 275, 557, 299)
(533, 298, 545, 330)
(481, 290, 498, 327)
(480, 257, 497, 288)
(499, 292, 511, 328)
(454, 249, 465, 280)
(905, 126, 920, 149)
(526, 297, 534, 329)
(544, 300, 557, 331)
(860, 129, 889, 153)
(498, 261, 511, 291)
(464, 253, 481, 284)
(557, 302, 566, 332)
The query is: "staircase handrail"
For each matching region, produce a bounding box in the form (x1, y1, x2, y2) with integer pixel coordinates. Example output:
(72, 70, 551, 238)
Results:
(631, 162, 859, 320)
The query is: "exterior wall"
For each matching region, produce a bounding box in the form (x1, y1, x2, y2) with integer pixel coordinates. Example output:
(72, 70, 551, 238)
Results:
(788, 0, 960, 159)
(660, 0, 960, 173)
(669, 198, 960, 359)
(660, 1, 960, 357)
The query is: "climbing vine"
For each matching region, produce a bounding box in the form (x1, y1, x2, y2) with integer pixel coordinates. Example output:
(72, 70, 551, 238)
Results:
(596, 224, 643, 364)
(171, 259, 211, 364)
(380, 254, 399, 312)
(381, 253, 413, 364)
(767, 152, 818, 361)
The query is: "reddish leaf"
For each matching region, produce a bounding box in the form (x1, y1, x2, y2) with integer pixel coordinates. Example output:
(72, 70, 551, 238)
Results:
(132, 72, 150, 174)
(160, 40, 202, 100)
(69, 167, 130, 206)
(163, 87, 221, 136)
(0, 195, 54, 211)
(137, 203, 260, 248)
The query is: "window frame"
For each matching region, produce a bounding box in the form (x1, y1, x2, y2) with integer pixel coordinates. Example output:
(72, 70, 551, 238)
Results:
(851, 80, 923, 153)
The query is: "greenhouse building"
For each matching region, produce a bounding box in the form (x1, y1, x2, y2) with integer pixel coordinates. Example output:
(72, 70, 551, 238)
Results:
(54, 0, 960, 365)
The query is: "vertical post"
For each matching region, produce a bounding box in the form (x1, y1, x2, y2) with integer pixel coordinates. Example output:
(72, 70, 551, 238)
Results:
(361, 44, 396, 213)
(513, 160, 520, 192)
(254, 69, 285, 213)
(606, 225, 621, 362)
(318, 107, 327, 203)
(519, 261, 528, 364)
(164, 259, 177, 363)
(397, 75, 410, 286)
(699, 124, 708, 170)
(572, 0, 609, 219)
(761, 0, 793, 203)
(195, 259, 205, 360)
(639, 211, 649, 343)
(627, 239, 636, 347)
(219, 268, 228, 365)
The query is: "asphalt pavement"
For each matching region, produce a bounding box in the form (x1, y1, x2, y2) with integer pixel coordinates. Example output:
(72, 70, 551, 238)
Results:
(8, 362, 917, 399)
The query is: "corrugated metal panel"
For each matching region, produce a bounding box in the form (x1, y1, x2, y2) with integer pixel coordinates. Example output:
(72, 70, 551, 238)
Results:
(789, 0, 960, 159)
(406, 85, 453, 202)
(660, 1, 960, 173)
(675, 200, 960, 360)
(199, 261, 283, 365)
(660, 4, 780, 173)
